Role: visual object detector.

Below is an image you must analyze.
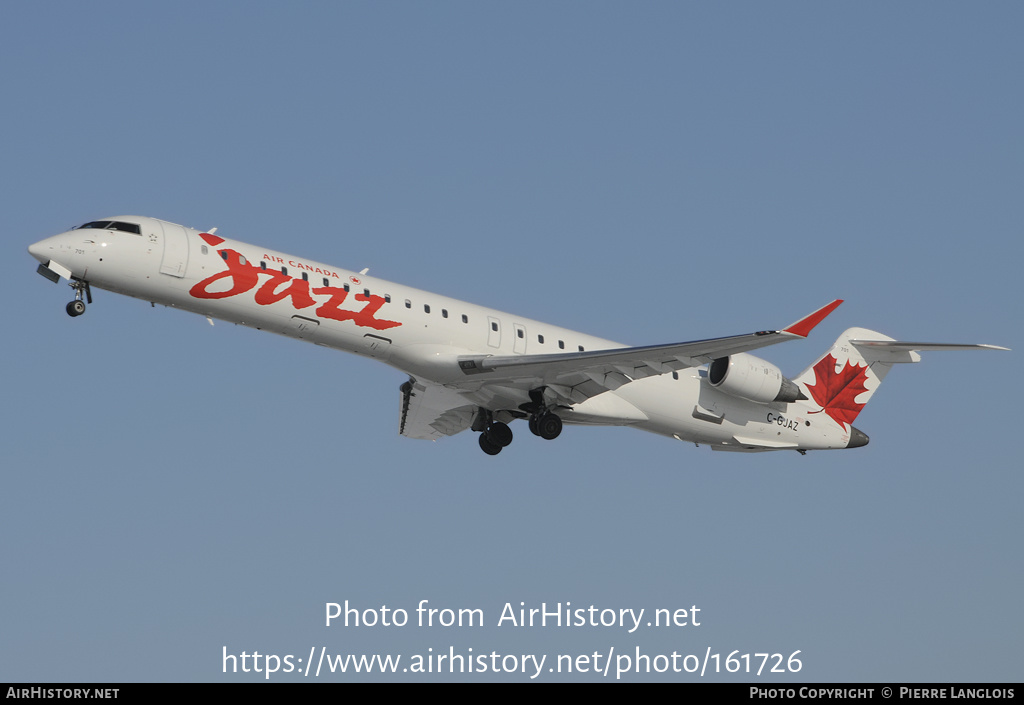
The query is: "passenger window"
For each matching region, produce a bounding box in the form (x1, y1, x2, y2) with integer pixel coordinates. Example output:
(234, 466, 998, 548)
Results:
(261, 261, 267, 270)
(517, 329, 524, 339)
(302, 272, 308, 281)
(558, 340, 565, 349)
(442, 309, 448, 318)
(491, 322, 498, 332)
(672, 372, 679, 380)
(405, 299, 412, 309)
(280, 266, 287, 275)
(343, 283, 350, 292)
(462, 314, 468, 323)
(201, 245, 208, 255)
(385, 294, 391, 303)
(363, 289, 370, 297)
(323, 278, 330, 287)
(424, 304, 431, 313)
(578, 345, 585, 352)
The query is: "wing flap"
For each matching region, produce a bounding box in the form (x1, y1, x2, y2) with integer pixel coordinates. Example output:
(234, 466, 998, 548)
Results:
(399, 379, 476, 440)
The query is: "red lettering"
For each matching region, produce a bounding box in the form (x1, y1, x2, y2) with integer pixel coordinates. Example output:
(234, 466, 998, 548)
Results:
(253, 271, 316, 309)
(189, 250, 260, 299)
(352, 293, 401, 330)
(191, 254, 402, 331)
(311, 286, 357, 323)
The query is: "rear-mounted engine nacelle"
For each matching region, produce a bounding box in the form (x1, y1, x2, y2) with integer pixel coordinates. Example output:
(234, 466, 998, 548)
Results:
(707, 353, 804, 404)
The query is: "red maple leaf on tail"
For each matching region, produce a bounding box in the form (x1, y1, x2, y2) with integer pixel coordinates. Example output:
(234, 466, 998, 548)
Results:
(805, 354, 870, 428)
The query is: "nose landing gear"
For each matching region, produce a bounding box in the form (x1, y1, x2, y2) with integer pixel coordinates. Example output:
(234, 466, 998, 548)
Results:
(65, 279, 92, 317)
(66, 300, 86, 317)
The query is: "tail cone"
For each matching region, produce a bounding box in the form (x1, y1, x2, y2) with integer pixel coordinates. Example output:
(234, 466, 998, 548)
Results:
(847, 427, 870, 449)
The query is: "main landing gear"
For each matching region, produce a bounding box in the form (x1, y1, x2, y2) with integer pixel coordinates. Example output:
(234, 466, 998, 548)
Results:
(528, 411, 562, 440)
(475, 388, 565, 455)
(65, 279, 92, 317)
(522, 387, 562, 441)
(478, 421, 513, 456)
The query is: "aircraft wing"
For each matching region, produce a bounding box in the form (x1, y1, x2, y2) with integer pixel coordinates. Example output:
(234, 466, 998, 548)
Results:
(451, 300, 844, 407)
(399, 378, 478, 440)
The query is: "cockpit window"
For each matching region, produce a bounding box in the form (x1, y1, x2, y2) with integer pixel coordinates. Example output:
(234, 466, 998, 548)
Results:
(79, 220, 142, 235)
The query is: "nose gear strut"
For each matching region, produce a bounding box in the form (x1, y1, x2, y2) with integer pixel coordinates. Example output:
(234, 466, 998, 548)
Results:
(66, 278, 92, 317)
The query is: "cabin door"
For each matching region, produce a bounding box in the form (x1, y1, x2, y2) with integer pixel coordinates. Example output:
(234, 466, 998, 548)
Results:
(159, 221, 190, 277)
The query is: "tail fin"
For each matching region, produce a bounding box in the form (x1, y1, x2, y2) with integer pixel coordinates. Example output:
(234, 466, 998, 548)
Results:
(791, 327, 1008, 429)
(790, 327, 896, 429)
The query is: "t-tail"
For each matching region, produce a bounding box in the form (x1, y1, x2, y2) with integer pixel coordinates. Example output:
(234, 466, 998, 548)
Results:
(790, 327, 1009, 448)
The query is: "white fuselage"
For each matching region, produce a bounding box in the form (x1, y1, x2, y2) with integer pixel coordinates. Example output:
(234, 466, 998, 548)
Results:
(29, 216, 854, 453)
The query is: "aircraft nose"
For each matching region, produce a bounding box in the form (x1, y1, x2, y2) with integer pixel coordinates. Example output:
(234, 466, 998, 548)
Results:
(847, 427, 870, 449)
(28, 235, 61, 263)
(28, 239, 48, 262)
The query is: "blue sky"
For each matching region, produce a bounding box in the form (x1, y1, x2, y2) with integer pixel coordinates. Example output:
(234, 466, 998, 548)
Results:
(2, 1, 1021, 682)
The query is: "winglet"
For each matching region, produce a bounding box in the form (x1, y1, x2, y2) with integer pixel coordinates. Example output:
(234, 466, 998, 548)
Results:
(783, 299, 843, 338)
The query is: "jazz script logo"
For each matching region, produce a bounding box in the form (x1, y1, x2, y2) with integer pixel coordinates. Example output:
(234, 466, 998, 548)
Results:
(189, 233, 401, 331)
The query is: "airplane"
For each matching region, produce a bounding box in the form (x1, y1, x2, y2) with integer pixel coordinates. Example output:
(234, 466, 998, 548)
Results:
(28, 215, 1008, 456)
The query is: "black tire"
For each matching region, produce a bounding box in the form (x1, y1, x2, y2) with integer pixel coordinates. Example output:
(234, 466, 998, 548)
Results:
(66, 300, 86, 317)
(479, 433, 502, 455)
(486, 421, 513, 448)
(528, 415, 540, 436)
(537, 412, 562, 440)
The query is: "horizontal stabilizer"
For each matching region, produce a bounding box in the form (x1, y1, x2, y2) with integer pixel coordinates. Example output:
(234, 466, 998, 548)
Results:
(850, 339, 1009, 364)
(850, 340, 1009, 352)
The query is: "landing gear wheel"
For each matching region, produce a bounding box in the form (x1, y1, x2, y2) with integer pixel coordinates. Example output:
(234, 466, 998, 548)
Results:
(536, 412, 562, 440)
(66, 278, 92, 317)
(479, 433, 502, 455)
(66, 300, 86, 317)
(528, 415, 540, 436)
(485, 421, 513, 448)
